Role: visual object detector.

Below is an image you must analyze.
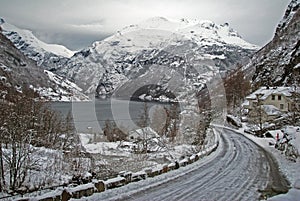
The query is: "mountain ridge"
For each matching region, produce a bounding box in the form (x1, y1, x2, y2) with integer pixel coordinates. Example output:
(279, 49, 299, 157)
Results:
(0, 18, 74, 71)
(0, 31, 89, 101)
(57, 17, 258, 98)
(0, 16, 259, 100)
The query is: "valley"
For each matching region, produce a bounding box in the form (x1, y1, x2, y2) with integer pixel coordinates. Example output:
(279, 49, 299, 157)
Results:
(0, 0, 299, 200)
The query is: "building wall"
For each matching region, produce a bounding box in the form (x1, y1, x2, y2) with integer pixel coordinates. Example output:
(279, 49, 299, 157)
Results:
(246, 94, 291, 112)
(263, 94, 290, 112)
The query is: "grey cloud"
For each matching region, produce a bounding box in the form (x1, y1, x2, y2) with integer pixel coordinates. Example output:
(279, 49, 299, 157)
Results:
(0, 0, 291, 50)
(34, 30, 110, 50)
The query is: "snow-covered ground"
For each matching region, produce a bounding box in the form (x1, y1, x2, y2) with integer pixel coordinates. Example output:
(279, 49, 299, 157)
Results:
(73, 126, 281, 200)
(0, 146, 74, 200)
(268, 179, 300, 201)
(236, 125, 300, 200)
(79, 132, 201, 169)
(3, 125, 293, 200)
(76, 125, 298, 200)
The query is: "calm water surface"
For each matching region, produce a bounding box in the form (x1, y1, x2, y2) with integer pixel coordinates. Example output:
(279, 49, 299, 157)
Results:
(51, 98, 170, 133)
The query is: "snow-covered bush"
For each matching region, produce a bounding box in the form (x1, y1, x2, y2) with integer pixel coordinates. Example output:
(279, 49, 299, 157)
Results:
(275, 127, 300, 162)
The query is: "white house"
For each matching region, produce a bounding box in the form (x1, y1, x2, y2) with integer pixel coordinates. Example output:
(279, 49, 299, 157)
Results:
(244, 87, 292, 112)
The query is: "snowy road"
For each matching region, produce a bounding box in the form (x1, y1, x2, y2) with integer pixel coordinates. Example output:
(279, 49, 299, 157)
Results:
(88, 127, 289, 201)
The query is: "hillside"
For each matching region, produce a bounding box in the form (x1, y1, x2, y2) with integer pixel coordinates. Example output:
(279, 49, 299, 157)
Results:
(0, 31, 88, 101)
(248, 0, 299, 88)
(0, 18, 74, 70)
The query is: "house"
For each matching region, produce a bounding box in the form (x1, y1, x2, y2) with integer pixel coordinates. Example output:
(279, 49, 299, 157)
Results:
(128, 127, 164, 153)
(244, 87, 292, 112)
(243, 87, 294, 122)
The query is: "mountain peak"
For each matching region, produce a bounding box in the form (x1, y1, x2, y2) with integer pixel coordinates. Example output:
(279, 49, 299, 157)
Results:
(146, 16, 169, 22)
(1, 20, 75, 59)
(99, 17, 259, 53)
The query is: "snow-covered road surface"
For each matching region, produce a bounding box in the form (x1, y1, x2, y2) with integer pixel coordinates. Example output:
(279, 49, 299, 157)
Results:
(84, 127, 289, 201)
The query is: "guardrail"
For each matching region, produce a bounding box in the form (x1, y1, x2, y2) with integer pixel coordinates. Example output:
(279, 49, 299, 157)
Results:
(13, 130, 220, 201)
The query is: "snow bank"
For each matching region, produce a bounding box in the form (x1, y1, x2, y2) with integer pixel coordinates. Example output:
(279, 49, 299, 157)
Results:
(238, 124, 300, 200)
(284, 126, 300, 154)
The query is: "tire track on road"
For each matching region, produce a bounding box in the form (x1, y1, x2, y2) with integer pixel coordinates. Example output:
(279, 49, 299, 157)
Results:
(100, 127, 289, 201)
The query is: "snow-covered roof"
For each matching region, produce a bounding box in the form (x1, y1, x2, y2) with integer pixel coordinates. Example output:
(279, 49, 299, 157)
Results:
(242, 100, 250, 106)
(283, 126, 300, 135)
(264, 130, 284, 139)
(246, 87, 292, 100)
(261, 105, 282, 116)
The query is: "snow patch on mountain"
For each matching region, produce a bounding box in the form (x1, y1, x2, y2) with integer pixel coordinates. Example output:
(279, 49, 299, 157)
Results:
(0, 30, 89, 102)
(248, 0, 299, 87)
(1, 16, 258, 99)
(0, 18, 74, 58)
(0, 18, 74, 71)
(34, 70, 90, 101)
(119, 17, 259, 50)
(59, 17, 258, 97)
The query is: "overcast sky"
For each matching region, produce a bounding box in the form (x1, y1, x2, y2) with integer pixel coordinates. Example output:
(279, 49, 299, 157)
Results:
(0, 0, 290, 50)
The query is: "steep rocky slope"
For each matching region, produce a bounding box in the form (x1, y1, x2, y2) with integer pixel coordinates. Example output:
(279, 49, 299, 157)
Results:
(0, 17, 259, 100)
(0, 31, 88, 101)
(57, 17, 258, 99)
(249, 0, 300, 88)
(0, 18, 74, 71)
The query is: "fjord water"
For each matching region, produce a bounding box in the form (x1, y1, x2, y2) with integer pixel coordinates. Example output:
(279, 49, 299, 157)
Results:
(51, 98, 170, 133)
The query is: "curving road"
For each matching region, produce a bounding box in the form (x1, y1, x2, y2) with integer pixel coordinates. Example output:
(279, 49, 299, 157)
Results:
(90, 127, 289, 201)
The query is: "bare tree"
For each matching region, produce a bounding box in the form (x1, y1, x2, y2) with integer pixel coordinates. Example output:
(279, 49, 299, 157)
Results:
(164, 104, 180, 141)
(193, 109, 212, 147)
(224, 66, 251, 113)
(137, 103, 150, 153)
(150, 106, 167, 136)
(290, 88, 300, 126)
(0, 84, 78, 192)
(1, 89, 37, 191)
(248, 94, 266, 136)
(103, 120, 127, 142)
(61, 111, 77, 150)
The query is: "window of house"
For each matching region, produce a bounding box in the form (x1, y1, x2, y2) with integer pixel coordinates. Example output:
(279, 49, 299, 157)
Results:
(280, 104, 284, 110)
(278, 95, 282, 100)
(272, 95, 275, 100)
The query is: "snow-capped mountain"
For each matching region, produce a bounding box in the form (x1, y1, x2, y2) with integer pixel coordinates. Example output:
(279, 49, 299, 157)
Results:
(249, 0, 299, 88)
(0, 31, 89, 101)
(0, 18, 74, 70)
(124, 17, 257, 50)
(57, 17, 258, 99)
